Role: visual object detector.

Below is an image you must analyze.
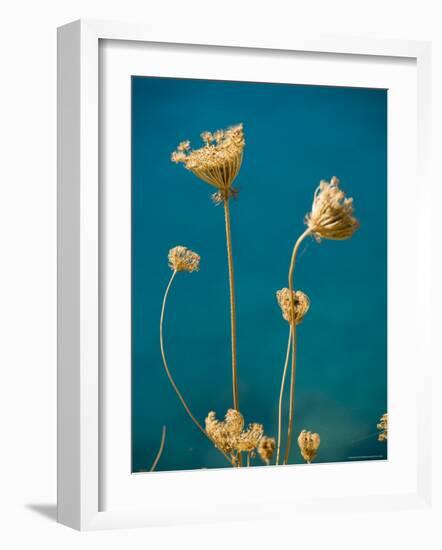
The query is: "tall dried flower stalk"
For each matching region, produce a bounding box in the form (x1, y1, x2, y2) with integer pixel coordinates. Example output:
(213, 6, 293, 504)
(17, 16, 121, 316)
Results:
(150, 426, 167, 472)
(276, 328, 292, 465)
(305, 176, 359, 241)
(172, 124, 245, 411)
(283, 177, 358, 464)
(160, 246, 234, 466)
(283, 230, 312, 464)
(275, 289, 310, 465)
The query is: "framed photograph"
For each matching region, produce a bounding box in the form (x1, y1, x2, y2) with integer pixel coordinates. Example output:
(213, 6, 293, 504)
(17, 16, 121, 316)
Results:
(57, 19, 432, 530)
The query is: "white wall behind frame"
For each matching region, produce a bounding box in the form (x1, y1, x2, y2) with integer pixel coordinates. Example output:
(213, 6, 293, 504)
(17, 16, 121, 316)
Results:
(1, 0, 440, 548)
(100, 39, 418, 515)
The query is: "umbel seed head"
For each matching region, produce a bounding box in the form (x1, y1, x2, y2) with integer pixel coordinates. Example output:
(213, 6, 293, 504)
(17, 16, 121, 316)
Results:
(297, 430, 321, 463)
(205, 409, 274, 464)
(168, 246, 200, 273)
(305, 176, 359, 241)
(377, 413, 388, 442)
(257, 436, 276, 465)
(276, 289, 310, 324)
(171, 123, 245, 202)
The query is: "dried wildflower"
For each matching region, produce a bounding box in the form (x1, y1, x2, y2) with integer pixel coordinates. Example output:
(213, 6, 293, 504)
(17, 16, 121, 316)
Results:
(205, 409, 244, 454)
(205, 409, 272, 463)
(258, 436, 276, 465)
(168, 246, 200, 273)
(297, 430, 320, 463)
(237, 423, 264, 452)
(171, 123, 245, 202)
(377, 413, 388, 442)
(276, 288, 310, 324)
(225, 408, 245, 438)
(177, 140, 190, 152)
(305, 176, 359, 241)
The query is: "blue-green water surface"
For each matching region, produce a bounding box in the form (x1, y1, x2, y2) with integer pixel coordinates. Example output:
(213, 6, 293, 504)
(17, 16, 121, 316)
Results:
(131, 77, 387, 472)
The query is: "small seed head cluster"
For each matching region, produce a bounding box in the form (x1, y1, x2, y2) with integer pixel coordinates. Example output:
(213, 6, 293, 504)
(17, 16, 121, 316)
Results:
(377, 413, 388, 442)
(276, 289, 310, 324)
(305, 176, 359, 241)
(257, 436, 276, 465)
(205, 409, 274, 465)
(171, 124, 245, 202)
(168, 246, 200, 273)
(297, 430, 321, 463)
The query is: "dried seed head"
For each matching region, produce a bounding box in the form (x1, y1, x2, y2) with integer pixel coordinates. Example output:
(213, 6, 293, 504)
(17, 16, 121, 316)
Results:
(276, 288, 310, 324)
(297, 430, 321, 463)
(205, 409, 272, 460)
(171, 123, 245, 202)
(305, 176, 359, 241)
(224, 408, 245, 438)
(377, 413, 388, 442)
(205, 409, 245, 454)
(236, 423, 264, 452)
(168, 246, 200, 273)
(257, 436, 276, 465)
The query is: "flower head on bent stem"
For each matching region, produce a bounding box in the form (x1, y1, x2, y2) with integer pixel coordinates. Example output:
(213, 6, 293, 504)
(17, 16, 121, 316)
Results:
(305, 176, 359, 241)
(258, 436, 276, 465)
(282, 176, 359, 465)
(205, 409, 274, 466)
(168, 245, 200, 273)
(160, 247, 234, 466)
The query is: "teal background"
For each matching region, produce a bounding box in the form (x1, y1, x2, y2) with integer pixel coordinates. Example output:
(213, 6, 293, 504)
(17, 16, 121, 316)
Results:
(131, 76, 387, 472)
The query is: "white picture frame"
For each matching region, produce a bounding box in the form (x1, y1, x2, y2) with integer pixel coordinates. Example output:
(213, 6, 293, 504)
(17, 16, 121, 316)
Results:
(57, 19, 432, 531)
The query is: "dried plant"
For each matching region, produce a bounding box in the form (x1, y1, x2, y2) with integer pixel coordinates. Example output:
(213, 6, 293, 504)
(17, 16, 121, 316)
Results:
(305, 176, 359, 241)
(258, 436, 276, 465)
(160, 125, 363, 472)
(160, 246, 234, 466)
(205, 409, 272, 466)
(282, 177, 358, 465)
(297, 430, 321, 464)
(168, 246, 200, 272)
(377, 413, 388, 442)
(275, 328, 292, 466)
(150, 426, 167, 472)
(172, 124, 245, 413)
(275, 289, 310, 465)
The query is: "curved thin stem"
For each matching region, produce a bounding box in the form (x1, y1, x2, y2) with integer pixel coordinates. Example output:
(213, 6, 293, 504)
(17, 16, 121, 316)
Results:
(284, 229, 311, 465)
(223, 199, 239, 411)
(284, 329, 298, 464)
(150, 426, 167, 472)
(160, 270, 234, 466)
(276, 327, 292, 465)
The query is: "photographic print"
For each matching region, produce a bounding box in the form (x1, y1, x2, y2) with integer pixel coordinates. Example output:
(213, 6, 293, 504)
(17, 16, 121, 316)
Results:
(131, 76, 387, 473)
